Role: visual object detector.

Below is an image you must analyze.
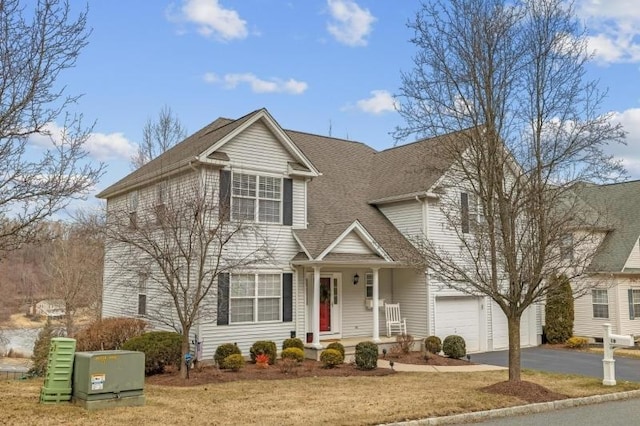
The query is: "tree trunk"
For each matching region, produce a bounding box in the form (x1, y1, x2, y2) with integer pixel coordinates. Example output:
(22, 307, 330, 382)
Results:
(179, 329, 190, 379)
(507, 314, 521, 382)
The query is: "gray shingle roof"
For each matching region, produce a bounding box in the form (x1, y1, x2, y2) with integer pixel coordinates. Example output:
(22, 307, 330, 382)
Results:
(574, 180, 640, 272)
(96, 110, 259, 198)
(287, 130, 424, 262)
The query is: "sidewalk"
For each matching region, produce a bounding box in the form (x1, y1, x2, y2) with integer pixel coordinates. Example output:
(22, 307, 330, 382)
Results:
(377, 359, 507, 372)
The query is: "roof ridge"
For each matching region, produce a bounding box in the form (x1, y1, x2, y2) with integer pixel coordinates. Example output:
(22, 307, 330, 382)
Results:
(378, 126, 479, 153)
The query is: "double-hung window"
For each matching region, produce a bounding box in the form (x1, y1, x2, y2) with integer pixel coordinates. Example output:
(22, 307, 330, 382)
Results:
(592, 289, 608, 319)
(632, 289, 640, 319)
(232, 173, 282, 223)
(138, 273, 148, 316)
(128, 191, 138, 228)
(229, 274, 281, 323)
(365, 273, 374, 298)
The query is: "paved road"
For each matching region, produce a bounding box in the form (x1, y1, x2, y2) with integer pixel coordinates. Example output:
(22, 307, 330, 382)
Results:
(470, 347, 640, 382)
(469, 397, 640, 425)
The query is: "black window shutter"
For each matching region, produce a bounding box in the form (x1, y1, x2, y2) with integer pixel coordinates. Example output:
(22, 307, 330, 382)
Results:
(217, 273, 230, 325)
(629, 289, 635, 320)
(219, 170, 231, 221)
(282, 273, 293, 322)
(283, 178, 293, 226)
(461, 192, 469, 233)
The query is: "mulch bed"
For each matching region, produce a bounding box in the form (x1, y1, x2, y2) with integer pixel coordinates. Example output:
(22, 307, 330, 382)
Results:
(146, 360, 395, 387)
(482, 380, 568, 403)
(381, 351, 474, 366)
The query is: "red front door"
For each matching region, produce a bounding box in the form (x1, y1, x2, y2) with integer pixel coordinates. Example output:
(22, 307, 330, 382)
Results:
(319, 277, 331, 332)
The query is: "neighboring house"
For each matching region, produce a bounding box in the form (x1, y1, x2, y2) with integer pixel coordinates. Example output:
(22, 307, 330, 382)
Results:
(35, 299, 65, 319)
(97, 108, 540, 358)
(571, 181, 640, 340)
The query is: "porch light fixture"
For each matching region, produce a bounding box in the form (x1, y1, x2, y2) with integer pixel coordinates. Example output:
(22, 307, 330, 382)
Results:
(353, 273, 359, 285)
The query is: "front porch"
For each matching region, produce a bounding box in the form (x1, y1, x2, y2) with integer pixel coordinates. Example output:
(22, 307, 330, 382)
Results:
(304, 336, 404, 361)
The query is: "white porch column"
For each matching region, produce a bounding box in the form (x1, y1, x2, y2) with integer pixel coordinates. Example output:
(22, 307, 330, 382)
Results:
(311, 266, 322, 349)
(372, 267, 381, 343)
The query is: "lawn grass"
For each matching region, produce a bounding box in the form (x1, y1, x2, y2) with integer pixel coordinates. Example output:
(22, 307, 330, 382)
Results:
(2, 371, 639, 426)
(588, 347, 640, 359)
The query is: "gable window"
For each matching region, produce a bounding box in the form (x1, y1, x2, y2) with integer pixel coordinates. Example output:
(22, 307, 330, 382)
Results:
(231, 173, 281, 223)
(155, 181, 168, 224)
(592, 289, 608, 319)
(128, 191, 138, 228)
(138, 273, 148, 316)
(365, 273, 374, 298)
(229, 273, 281, 323)
(560, 234, 574, 261)
(461, 192, 470, 233)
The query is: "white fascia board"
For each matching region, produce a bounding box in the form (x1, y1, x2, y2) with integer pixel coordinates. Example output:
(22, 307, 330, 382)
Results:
(317, 220, 392, 262)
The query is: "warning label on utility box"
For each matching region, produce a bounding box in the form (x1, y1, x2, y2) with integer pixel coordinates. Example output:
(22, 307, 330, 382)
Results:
(91, 374, 105, 390)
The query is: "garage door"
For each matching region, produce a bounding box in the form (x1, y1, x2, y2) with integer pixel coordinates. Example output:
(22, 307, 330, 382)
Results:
(491, 301, 531, 350)
(435, 297, 481, 352)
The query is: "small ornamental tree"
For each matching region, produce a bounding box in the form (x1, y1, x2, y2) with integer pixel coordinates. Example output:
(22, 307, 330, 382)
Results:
(544, 275, 574, 344)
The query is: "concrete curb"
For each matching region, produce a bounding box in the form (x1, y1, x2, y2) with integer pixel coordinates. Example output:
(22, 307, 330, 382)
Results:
(382, 389, 640, 425)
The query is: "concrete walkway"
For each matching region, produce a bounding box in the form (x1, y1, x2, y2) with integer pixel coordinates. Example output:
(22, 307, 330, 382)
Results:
(377, 359, 507, 372)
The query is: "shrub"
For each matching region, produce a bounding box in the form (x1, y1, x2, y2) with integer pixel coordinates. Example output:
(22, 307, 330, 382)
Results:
(214, 343, 241, 367)
(566, 336, 588, 349)
(545, 275, 574, 344)
(281, 347, 305, 363)
(75, 317, 147, 351)
(222, 353, 245, 371)
(121, 331, 182, 375)
(320, 348, 343, 368)
(326, 342, 345, 362)
(424, 336, 442, 354)
(282, 337, 304, 351)
(29, 319, 64, 377)
(355, 341, 378, 370)
(442, 335, 466, 359)
(395, 334, 415, 354)
(250, 340, 277, 365)
(278, 357, 299, 374)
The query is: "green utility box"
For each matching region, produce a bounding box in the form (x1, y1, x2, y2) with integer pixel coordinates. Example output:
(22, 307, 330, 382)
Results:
(72, 350, 145, 410)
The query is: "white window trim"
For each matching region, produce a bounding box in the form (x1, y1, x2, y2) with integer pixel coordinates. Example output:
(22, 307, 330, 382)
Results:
(592, 289, 608, 319)
(229, 272, 283, 324)
(231, 171, 283, 224)
(365, 273, 373, 299)
(137, 273, 148, 317)
(632, 289, 640, 320)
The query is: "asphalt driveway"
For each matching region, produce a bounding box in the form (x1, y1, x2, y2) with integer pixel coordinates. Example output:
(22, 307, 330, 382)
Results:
(470, 347, 640, 383)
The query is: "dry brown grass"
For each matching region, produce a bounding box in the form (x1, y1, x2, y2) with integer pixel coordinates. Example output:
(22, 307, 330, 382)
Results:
(588, 347, 640, 359)
(1, 371, 639, 426)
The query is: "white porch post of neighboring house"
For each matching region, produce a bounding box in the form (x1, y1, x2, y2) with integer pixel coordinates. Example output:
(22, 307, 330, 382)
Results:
(311, 266, 322, 349)
(372, 267, 381, 343)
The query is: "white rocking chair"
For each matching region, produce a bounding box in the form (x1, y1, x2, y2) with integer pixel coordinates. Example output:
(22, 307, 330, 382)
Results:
(384, 303, 407, 337)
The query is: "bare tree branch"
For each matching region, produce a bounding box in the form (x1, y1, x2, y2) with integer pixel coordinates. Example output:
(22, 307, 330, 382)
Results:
(130, 105, 187, 170)
(396, 0, 625, 382)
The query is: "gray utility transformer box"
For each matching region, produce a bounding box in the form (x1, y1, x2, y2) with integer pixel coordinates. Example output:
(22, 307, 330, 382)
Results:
(72, 350, 145, 410)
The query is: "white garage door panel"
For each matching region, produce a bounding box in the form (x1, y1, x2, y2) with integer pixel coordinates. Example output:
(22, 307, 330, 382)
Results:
(435, 297, 480, 352)
(492, 301, 530, 350)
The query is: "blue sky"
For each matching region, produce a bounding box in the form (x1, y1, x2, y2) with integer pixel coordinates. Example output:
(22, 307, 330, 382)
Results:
(47, 0, 640, 211)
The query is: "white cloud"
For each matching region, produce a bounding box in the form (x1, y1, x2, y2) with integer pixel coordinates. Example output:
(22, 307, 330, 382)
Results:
(326, 0, 376, 47)
(609, 108, 640, 178)
(168, 0, 248, 41)
(28, 122, 137, 162)
(203, 72, 308, 95)
(576, 0, 640, 64)
(86, 132, 137, 161)
(354, 90, 397, 114)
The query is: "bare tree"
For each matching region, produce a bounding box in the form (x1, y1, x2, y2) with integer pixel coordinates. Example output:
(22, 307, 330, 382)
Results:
(45, 211, 104, 336)
(105, 175, 271, 378)
(130, 106, 187, 170)
(396, 0, 625, 382)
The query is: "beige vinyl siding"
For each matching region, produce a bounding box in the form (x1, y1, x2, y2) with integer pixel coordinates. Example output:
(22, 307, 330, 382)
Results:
(392, 269, 428, 338)
(332, 232, 374, 254)
(624, 239, 640, 269)
(573, 278, 619, 337)
(379, 200, 423, 239)
(224, 121, 294, 173)
(197, 271, 302, 358)
(613, 277, 640, 336)
(337, 268, 392, 338)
